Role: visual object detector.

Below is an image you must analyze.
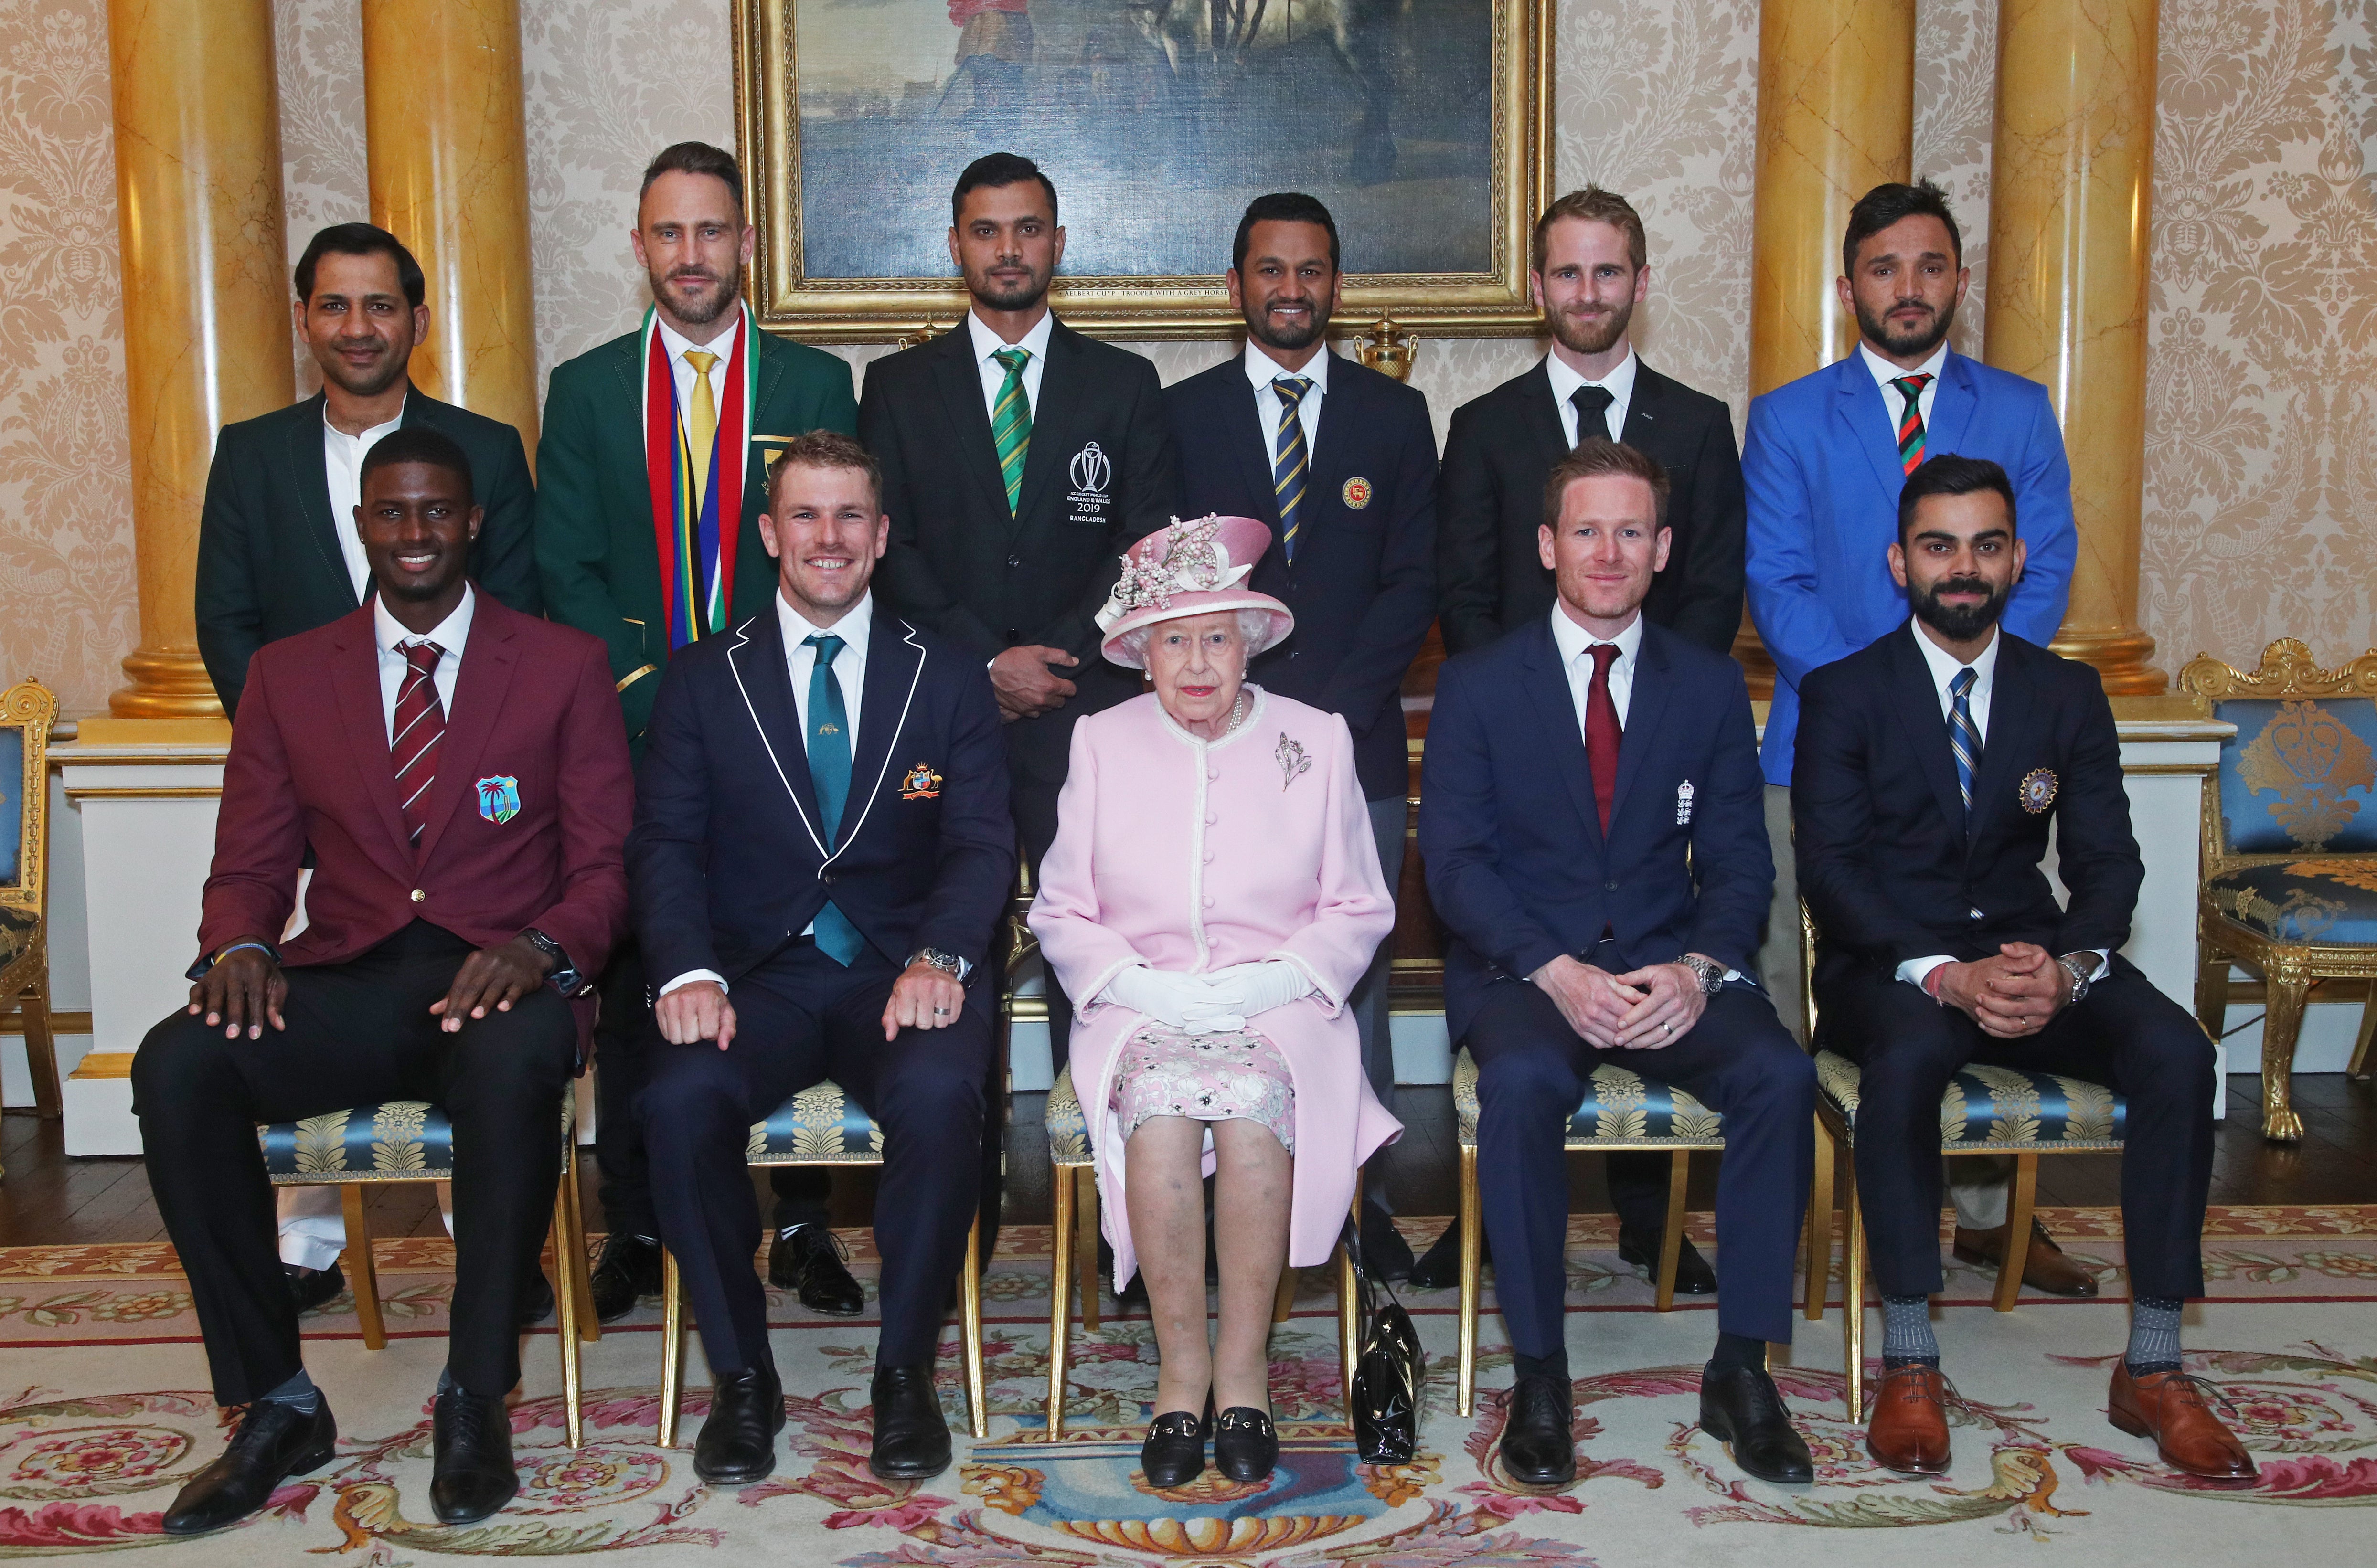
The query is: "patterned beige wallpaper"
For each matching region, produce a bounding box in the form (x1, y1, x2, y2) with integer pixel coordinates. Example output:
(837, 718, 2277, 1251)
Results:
(2, 0, 2372, 714)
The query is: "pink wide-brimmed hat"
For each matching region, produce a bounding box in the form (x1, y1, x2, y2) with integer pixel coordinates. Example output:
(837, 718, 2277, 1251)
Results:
(1095, 514, 1294, 669)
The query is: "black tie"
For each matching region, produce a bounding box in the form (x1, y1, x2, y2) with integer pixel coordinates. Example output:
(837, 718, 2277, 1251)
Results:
(1569, 384, 1614, 446)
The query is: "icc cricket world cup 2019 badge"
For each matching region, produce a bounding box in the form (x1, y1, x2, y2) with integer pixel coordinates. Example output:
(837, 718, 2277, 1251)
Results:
(1067, 441, 1112, 524)
(2019, 768, 2058, 814)
(1675, 780, 1695, 825)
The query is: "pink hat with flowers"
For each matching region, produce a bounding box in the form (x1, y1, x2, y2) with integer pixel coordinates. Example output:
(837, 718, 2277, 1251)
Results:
(1094, 514, 1294, 669)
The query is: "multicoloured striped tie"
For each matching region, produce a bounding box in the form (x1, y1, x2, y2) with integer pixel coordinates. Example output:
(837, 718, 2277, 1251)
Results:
(1271, 375, 1312, 562)
(1892, 373, 1935, 474)
(991, 348, 1031, 515)
(1949, 666, 1981, 825)
(390, 640, 447, 849)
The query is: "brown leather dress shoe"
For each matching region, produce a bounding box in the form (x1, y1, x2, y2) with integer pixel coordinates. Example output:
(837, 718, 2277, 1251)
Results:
(2108, 1365, 2259, 1483)
(1952, 1219, 2098, 1297)
(1866, 1364, 1953, 1474)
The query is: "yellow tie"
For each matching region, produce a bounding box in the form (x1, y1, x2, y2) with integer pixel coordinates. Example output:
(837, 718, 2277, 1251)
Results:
(683, 349, 719, 510)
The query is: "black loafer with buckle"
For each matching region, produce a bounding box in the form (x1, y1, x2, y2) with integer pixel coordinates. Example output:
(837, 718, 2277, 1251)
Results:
(1214, 1406, 1278, 1482)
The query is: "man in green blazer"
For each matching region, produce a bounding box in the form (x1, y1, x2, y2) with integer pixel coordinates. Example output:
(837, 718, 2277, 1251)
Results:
(197, 224, 541, 718)
(534, 141, 858, 1324)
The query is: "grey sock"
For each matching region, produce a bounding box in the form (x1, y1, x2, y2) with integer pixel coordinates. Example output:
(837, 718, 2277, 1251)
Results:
(258, 1368, 321, 1413)
(2127, 1296, 2184, 1374)
(1880, 1293, 1939, 1367)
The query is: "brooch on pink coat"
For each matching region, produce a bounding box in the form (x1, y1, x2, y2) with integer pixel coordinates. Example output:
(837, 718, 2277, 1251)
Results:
(1276, 733, 1311, 791)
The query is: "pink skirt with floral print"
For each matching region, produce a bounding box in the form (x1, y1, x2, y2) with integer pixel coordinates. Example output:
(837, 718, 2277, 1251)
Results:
(1110, 1025, 1296, 1154)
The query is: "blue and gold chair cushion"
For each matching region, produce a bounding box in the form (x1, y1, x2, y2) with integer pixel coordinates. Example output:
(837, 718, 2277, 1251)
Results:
(1813, 1050, 2125, 1152)
(261, 1097, 575, 1182)
(2204, 860, 2377, 946)
(746, 1081, 884, 1164)
(1045, 1064, 1090, 1165)
(2212, 697, 2377, 855)
(1452, 1049, 1724, 1149)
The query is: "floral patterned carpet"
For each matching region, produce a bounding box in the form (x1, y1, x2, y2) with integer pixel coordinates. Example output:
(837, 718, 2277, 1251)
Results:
(2, 1207, 2371, 1563)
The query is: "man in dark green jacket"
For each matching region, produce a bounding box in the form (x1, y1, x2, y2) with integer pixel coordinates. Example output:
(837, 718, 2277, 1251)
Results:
(535, 141, 858, 1323)
(196, 224, 540, 717)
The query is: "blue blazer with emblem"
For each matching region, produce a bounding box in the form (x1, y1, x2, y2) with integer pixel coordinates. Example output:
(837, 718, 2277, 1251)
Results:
(1743, 347, 2077, 785)
(1163, 350, 1438, 802)
(627, 600, 1015, 993)
(1419, 614, 1770, 1043)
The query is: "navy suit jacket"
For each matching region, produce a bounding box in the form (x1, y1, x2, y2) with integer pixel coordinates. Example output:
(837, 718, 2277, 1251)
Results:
(1163, 350, 1437, 802)
(627, 600, 1016, 994)
(1793, 621, 2141, 996)
(1420, 614, 1771, 1042)
(1743, 348, 2076, 785)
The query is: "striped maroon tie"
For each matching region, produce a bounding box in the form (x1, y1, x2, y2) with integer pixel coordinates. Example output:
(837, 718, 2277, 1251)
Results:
(390, 640, 447, 848)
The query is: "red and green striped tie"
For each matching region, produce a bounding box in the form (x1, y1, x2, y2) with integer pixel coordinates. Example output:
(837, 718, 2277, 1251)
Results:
(1892, 373, 1935, 474)
(991, 347, 1031, 514)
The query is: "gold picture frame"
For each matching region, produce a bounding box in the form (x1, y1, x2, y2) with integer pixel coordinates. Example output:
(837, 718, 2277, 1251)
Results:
(732, 0, 1552, 342)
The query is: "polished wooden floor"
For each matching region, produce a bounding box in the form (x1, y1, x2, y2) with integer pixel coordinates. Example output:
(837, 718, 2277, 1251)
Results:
(5, 1073, 2372, 1248)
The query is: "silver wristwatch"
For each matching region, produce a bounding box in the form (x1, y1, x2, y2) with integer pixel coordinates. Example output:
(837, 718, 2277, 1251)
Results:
(909, 947, 972, 984)
(1677, 954, 1726, 995)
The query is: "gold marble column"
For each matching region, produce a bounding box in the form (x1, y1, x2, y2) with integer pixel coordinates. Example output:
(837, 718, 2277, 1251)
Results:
(361, 0, 539, 451)
(1984, 0, 2164, 692)
(106, 0, 291, 718)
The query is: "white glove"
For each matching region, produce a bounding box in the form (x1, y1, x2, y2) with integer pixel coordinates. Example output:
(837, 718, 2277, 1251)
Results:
(1102, 966, 1245, 1033)
(1200, 960, 1313, 1018)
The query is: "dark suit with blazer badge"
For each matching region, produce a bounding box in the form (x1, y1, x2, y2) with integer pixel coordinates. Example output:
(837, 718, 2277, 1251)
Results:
(629, 602, 1013, 1374)
(1793, 623, 2215, 1301)
(1420, 615, 1813, 1352)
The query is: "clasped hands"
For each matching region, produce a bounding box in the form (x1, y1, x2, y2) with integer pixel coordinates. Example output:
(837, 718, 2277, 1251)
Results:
(1929, 942, 2073, 1038)
(1529, 954, 1712, 1049)
(655, 959, 965, 1051)
(1104, 961, 1311, 1033)
(989, 645, 1079, 723)
(188, 933, 553, 1039)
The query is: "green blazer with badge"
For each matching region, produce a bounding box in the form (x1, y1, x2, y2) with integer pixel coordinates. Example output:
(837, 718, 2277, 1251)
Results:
(534, 305, 857, 747)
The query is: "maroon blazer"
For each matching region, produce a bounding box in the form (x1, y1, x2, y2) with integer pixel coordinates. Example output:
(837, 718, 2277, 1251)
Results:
(197, 593, 632, 991)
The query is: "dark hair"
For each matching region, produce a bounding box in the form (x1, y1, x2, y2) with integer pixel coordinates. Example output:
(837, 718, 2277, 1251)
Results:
(1232, 191, 1340, 274)
(640, 141, 743, 208)
(951, 152, 1058, 228)
(1543, 437, 1670, 532)
(1842, 179, 1962, 278)
(359, 425, 474, 504)
(1897, 453, 2014, 542)
(1531, 186, 1647, 275)
(295, 223, 425, 308)
(767, 429, 882, 513)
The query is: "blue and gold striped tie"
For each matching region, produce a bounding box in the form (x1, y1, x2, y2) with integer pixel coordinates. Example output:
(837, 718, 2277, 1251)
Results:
(1949, 666, 1981, 826)
(1271, 375, 1312, 562)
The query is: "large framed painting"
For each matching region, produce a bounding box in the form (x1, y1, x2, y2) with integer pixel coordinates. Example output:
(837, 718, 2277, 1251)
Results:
(733, 0, 1552, 340)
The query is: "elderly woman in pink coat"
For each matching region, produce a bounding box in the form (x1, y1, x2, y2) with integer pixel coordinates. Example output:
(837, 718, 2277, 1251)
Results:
(1030, 514, 1400, 1490)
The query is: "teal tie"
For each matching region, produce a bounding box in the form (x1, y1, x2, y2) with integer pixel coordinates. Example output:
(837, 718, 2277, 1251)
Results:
(803, 633, 864, 965)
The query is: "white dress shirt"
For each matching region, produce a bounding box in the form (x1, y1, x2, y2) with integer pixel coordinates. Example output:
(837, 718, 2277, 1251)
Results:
(1548, 602, 1642, 728)
(968, 309, 1054, 424)
(1246, 341, 1328, 470)
(1546, 346, 1638, 447)
(1858, 339, 1948, 448)
(655, 311, 741, 428)
(373, 584, 474, 742)
(326, 406, 406, 601)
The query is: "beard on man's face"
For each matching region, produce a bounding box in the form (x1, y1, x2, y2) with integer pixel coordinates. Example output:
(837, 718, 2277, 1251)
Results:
(1549, 296, 1633, 358)
(1856, 293, 1956, 361)
(1910, 572, 2008, 642)
(655, 266, 735, 325)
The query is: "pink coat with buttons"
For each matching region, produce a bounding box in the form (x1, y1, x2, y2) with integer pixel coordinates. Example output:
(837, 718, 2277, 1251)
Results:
(1029, 687, 1402, 1285)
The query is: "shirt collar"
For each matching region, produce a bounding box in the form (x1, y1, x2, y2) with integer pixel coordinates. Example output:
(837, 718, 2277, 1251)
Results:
(779, 588, 873, 663)
(1908, 617, 1999, 697)
(322, 400, 405, 447)
(655, 308, 742, 368)
(1545, 344, 1637, 411)
(1243, 340, 1331, 396)
(374, 582, 476, 659)
(1549, 601, 1643, 672)
(1858, 339, 1950, 391)
(968, 308, 1055, 370)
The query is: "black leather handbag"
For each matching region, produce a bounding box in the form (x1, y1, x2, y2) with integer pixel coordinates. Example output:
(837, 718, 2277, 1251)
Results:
(1342, 1219, 1421, 1463)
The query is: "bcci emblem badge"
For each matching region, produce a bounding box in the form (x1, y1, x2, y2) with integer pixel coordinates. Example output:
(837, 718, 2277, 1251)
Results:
(1341, 476, 1373, 510)
(901, 762, 943, 801)
(2019, 767, 2058, 814)
(475, 775, 522, 825)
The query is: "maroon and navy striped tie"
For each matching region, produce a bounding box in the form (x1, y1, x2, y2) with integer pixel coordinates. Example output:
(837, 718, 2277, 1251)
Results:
(1892, 373, 1935, 474)
(390, 640, 447, 848)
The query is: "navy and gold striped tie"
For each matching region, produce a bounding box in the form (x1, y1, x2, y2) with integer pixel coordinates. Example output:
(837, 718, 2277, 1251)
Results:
(1949, 666, 1981, 825)
(1271, 376, 1312, 562)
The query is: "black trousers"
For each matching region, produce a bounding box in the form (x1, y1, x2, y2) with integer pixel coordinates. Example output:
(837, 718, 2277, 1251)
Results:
(640, 943, 990, 1374)
(594, 934, 828, 1239)
(132, 922, 575, 1406)
(1820, 962, 2215, 1300)
(1470, 955, 1815, 1355)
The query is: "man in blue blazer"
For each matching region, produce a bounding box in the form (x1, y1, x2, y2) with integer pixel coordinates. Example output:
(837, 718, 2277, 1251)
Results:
(1163, 191, 1437, 1273)
(1422, 438, 1815, 1488)
(628, 433, 1014, 1488)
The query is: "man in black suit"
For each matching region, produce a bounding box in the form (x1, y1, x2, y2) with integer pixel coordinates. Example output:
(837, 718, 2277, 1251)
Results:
(197, 223, 539, 717)
(1163, 192, 1436, 1275)
(631, 432, 1014, 1487)
(1420, 187, 1741, 1292)
(1795, 456, 2251, 1483)
(862, 151, 1177, 1068)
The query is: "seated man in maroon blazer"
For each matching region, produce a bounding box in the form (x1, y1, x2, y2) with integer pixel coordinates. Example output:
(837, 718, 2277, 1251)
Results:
(131, 426, 633, 1536)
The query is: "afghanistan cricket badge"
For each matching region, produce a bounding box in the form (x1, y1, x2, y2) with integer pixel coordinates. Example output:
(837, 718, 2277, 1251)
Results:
(2018, 767, 2058, 814)
(1341, 476, 1373, 510)
(900, 762, 943, 800)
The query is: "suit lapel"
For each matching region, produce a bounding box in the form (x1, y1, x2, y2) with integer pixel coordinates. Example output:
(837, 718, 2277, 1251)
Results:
(1618, 360, 1664, 452)
(326, 615, 414, 867)
(746, 334, 789, 492)
(1224, 365, 1283, 525)
(1834, 356, 1913, 517)
(288, 395, 358, 605)
(1608, 623, 1669, 829)
(1519, 358, 1569, 461)
(415, 604, 520, 864)
(1890, 624, 1972, 838)
(727, 610, 830, 859)
(1924, 350, 1979, 461)
(1012, 322, 1084, 530)
(828, 607, 927, 866)
(1523, 620, 1605, 854)
(930, 326, 1012, 518)
(1963, 634, 2036, 852)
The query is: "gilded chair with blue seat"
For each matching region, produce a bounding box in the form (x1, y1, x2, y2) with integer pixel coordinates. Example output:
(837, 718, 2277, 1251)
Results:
(0, 678, 60, 1132)
(2179, 638, 2377, 1141)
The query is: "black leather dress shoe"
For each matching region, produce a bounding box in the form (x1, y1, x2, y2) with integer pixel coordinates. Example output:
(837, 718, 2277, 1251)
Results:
(868, 1364, 953, 1480)
(517, 1271, 555, 1328)
(1617, 1229, 1718, 1295)
(694, 1366, 785, 1484)
(588, 1233, 663, 1323)
(285, 1262, 346, 1314)
(1409, 1219, 1488, 1291)
(1361, 1200, 1416, 1283)
(1214, 1406, 1278, 1482)
(1140, 1400, 1213, 1490)
(161, 1396, 338, 1535)
(429, 1388, 518, 1525)
(1499, 1373, 1577, 1486)
(768, 1224, 864, 1315)
(1699, 1364, 1814, 1484)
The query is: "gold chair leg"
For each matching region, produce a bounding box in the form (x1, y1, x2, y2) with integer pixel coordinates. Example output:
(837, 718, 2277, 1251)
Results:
(1804, 1113, 1836, 1320)
(18, 967, 59, 1119)
(961, 1217, 988, 1440)
(1992, 1154, 2039, 1313)
(551, 1162, 584, 1450)
(2349, 991, 2377, 1081)
(1075, 1166, 1100, 1334)
(1841, 1160, 1866, 1421)
(340, 1185, 387, 1351)
(1271, 1260, 1298, 1324)
(658, 1248, 684, 1448)
(2260, 955, 2311, 1142)
(1653, 1151, 1689, 1312)
(1457, 1143, 1481, 1418)
(1337, 1196, 1360, 1417)
(2193, 930, 2232, 1043)
(558, 1148, 599, 1344)
(1046, 1159, 1075, 1439)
